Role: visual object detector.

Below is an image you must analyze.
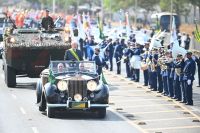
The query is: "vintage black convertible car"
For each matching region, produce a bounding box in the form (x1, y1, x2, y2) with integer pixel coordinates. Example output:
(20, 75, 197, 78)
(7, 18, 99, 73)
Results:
(36, 61, 109, 118)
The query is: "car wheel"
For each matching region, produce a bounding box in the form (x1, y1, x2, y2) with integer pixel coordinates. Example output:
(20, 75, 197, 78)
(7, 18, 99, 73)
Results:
(47, 107, 55, 118)
(5, 65, 16, 87)
(39, 94, 46, 111)
(96, 108, 106, 118)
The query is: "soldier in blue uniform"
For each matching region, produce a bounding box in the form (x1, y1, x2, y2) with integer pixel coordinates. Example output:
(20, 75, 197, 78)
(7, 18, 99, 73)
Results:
(107, 38, 114, 71)
(131, 43, 141, 82)
(151, 48, 158, 91)
(161, 51, 170, 96)
(173, 54, 183, 101)
(92, 48, 105, 76)
(157, 48, 164, 93)
(141, 43, 149, 86)
(165, 51, 174, 97)
(114, 39, 123, 74)
(183, 52, 196, 105)
(123, 42, 132, 78)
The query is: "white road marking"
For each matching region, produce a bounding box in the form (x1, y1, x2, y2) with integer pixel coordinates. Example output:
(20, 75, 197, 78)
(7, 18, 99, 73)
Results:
(10, 94, 17, 99)
(20, 107, 26, 115)
(108, 108, 148, 133)
(140, 117, 196, 122)
(31, 127, 39, 133)
(113, 103, 176, 108)
(146, 125, 200, 131)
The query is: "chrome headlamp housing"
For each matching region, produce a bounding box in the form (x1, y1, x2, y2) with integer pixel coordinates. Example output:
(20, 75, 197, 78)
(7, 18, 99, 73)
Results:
(87, 80, 98, 91)
(57, 80, 68, 91)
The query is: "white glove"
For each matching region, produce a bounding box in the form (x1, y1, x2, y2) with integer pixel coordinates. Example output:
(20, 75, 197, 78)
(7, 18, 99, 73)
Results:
(187, 80, 191, 85)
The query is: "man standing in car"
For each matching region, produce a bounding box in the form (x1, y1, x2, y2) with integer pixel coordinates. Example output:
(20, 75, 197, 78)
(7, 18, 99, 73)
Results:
(64, 41, 83, 61)
(41, 9, 54, 30)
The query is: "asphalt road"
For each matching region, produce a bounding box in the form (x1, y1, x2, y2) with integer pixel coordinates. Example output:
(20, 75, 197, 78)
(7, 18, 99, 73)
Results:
(1, 58, 200, 133)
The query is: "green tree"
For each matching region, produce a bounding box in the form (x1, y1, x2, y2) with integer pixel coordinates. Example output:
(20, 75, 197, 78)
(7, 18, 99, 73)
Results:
(190, 0, 200, 22)
(160, 0, 189, 15)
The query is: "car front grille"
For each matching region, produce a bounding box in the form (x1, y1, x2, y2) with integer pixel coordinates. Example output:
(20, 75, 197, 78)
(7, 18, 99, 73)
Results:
(68, 80, 87, 101)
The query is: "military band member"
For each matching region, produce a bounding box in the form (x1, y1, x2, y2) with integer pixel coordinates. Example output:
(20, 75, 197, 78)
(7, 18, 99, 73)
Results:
(131, 43, 141, 82)
(166, 51, 174, 97)
(141, 42, 149, 86)
(114, 39, 123, 74)
(173, 54, 183, 101)
(183, 52, 196, 105)
(156, 48, 164, 93)
(123, 42, 132, 78)
(161, 51, 170, 96)
(106, 38, 114, 71)
(151, 48, 159, 91)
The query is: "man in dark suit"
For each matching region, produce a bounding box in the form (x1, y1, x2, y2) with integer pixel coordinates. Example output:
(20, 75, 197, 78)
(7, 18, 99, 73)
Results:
(64, 41, 83, 61)
(183, 52, 196, 105)
(41, 9, 54, 31)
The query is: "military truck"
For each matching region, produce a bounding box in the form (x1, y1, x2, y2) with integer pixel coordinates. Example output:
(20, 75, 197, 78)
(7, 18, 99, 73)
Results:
(2, 28, 70, 87)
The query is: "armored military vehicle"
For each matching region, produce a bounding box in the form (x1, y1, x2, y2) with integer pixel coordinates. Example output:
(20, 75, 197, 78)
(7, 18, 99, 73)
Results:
(2, 28, 70, 87)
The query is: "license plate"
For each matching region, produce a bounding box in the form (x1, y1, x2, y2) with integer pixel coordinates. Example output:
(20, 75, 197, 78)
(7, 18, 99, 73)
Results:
(69, 102, 87, 109)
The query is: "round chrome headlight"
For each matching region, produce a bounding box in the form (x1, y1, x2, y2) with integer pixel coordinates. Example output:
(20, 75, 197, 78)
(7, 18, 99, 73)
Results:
(74, 94, 82, 102)
(57, 80, 68, 91)
(87, 80, 97, 91)
(10, 37, 15, 43)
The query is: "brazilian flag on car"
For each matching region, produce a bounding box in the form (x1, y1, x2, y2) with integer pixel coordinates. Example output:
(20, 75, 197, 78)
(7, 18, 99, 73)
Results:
(100, 71, 108, 85)
(194, 21, 200, 42)
(48, 68, 56, 84)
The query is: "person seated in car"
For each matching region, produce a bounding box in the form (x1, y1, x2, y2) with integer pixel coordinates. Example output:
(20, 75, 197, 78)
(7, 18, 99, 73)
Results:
(57, 63, 65, 73)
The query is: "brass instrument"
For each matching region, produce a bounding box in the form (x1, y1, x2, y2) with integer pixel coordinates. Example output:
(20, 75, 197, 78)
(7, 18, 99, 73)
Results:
(158, 56, 168, 71)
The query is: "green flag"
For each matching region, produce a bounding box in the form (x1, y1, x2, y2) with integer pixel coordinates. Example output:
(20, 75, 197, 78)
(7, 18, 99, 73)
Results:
(100, 71, 108, 85)
(48, 69, 56, 84)
(194, 22, 200, 42)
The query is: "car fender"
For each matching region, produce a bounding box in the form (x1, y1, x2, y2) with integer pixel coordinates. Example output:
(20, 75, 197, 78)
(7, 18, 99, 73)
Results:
(93, 83, 109, 103)
(44, 83, 59, 103)
(36, 79, 42, 103)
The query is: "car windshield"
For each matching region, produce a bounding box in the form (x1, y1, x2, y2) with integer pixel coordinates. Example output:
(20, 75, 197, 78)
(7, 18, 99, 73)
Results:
(50, 61, 97, 75)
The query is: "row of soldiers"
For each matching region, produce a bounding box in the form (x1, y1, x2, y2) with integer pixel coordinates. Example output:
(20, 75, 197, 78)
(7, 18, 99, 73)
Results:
(97, 36, 197, 106)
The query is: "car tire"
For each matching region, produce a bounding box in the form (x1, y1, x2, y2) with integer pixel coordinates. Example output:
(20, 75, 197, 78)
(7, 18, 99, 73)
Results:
(47, 107, 55, 118)
(5, 65, 16, 87)
(39, 94, 46, 111)
(96, 108, 106, 118)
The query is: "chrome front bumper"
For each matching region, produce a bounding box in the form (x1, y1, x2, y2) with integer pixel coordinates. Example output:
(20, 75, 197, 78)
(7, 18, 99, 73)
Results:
(47, 100, 109, 109)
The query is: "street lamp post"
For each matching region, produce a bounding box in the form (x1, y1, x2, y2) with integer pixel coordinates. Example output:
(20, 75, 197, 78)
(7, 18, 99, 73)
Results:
(135, 0, 137, 26)
(53, 0, 55, 13)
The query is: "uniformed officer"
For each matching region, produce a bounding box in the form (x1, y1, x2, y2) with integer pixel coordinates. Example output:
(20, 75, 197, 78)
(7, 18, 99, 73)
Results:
(64, 41, 83, 61)
(142, 42, 149, 86)
(151, 48, 158, 91)
(173, 54, 183, 101)
(123, 42, 132, 78)
(166, 51, 174, 97)
(41, 9, 54, 31)
(106, 38, 114, 71)
(183, 51, 196, 105)
(161, 51, 170, 96)
(114, 39, 123, 74)
(92, 48, 105, 76)
(157, 48, 164, 93)
(131, 43, 141, 82)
